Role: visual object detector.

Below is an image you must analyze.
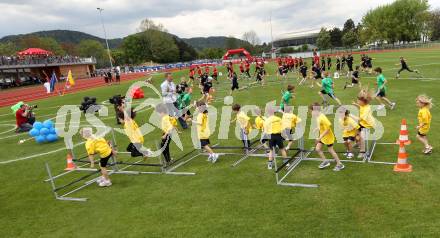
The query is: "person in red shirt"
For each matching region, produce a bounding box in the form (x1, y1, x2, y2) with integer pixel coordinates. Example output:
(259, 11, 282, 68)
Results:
(205, 66, 210, 75)
(197, 66, 202, 78)
(239, 62, 245, 77)
(189, 68, 195, 85)
(245, 61, 251, 78)
(15, 104, 35, 133)
(212, 66, 218, 83)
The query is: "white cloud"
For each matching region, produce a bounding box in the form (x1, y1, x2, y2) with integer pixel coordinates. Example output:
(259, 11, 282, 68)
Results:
(0, 0, 439, 42)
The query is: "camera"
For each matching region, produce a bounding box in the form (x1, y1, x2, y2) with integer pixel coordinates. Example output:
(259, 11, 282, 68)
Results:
(80, 96, 100, 113)
(27, 105, 38, 110)
(109, 95, 125, 106)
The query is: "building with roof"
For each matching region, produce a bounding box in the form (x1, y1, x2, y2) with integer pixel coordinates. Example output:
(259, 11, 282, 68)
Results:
(273, 30, 320, 48)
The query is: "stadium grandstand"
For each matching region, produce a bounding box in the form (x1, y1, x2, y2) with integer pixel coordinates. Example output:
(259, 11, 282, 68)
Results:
(273, 30, 319, 48)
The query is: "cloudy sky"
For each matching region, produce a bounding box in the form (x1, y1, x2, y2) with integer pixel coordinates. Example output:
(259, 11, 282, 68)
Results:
(1, 0, 439, 42)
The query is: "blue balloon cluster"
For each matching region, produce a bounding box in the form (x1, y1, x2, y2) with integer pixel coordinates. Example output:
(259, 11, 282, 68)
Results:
(29, 120, 59, 143)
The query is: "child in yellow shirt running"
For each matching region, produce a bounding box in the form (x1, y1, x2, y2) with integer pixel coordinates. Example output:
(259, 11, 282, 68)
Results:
(339, 109, 360, 159)
(351, 89, 375, 159)
(194, 101, 219, 163)
(416, 95, 433, 154)
(156, 104, 178, 165)
(232, 104, 252, 151)
(281, 106, 302, 151)
(80, 127, 115, 187)
(310, 103, 344, 171)
(122, 108, 152, 158)
(264, 107, 289, 170)
(254, 107, 270, 153)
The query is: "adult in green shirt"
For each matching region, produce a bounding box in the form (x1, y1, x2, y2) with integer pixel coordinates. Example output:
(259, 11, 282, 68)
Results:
(280, 85, 295, 111)
(374, 67, 396, 110)
(318, 72, 341, 106)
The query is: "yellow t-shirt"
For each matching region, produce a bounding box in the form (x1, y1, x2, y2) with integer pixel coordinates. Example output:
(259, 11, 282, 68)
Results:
(264, 115, 282, 134)
(254, 116, 265, 131)
(418, 106, 431, 134)
(281, 113, 302, 130)
(197, 112, 210, 139)
(317, 114, 335, 145)
(85, 138, 112, 158)
(340, 117, 360, 138)
(161, 115, 177, 134)
(124, 119, 144, 144)
(359, 104, 374, 128)
(236, 111, 251, 134)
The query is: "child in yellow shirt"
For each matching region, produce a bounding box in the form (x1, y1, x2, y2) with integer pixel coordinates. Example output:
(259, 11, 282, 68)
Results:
(416, 95, 433, 154)
(281, 106, 302, 151)
(80, 127, 114, 187)
(254, 107, 269, 153)
(156, 104, 178, 165)
(339, 109, 360, 159)
(194, 101, 219, 163)
(351, 89, 375, 159)
(122, 108, 152, 158)
(310, 103, 344, 171)
(232, 104, 252, 151)
(264, 107, 289, 170)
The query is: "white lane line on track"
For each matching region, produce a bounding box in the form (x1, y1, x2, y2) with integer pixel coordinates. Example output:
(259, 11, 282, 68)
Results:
(0, 141, 86, 165)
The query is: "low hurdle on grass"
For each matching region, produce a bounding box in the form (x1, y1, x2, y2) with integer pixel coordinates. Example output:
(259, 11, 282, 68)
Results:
(44, 127, 200, 202)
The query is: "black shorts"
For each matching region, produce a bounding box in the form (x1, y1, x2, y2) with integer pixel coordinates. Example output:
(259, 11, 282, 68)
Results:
(358, 124, 365, 132)
(190, 76, 195, 80)
(100, 152, 112, 167)
(352, 78, 359, 84)
(231, 83, 239, 90)
(200, 139, 210, 147)
(115, 75, 121, 81)
(418, 131, 427, 137)
(336, 65, 341, 71)
(318, 141, 333, 147)
(320, 90, 337, 100)
(343, 136, 356, 142)
(314, 75, 322, 80)
(377, 90, 386, 97)
(269, 133, 284, 149)
(301, 73, 307, 78)
(348, 65, 353, 71)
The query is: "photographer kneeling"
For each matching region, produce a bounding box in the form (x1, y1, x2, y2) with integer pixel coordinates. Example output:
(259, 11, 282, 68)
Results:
(15, 104, 36, 133)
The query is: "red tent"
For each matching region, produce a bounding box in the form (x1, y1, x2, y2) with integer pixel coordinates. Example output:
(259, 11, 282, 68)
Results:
(17, 48, 53, 56)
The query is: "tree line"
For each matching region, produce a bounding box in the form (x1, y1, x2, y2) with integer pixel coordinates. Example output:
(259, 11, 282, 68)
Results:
(316, 0, 439, 50)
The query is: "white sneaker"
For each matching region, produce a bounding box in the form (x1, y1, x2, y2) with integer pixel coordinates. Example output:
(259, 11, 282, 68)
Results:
(98, 180, 112, 187)
(207, 154, 213, 162)
(267, 161, 273, 170)
(333, 164, 345, 172)
(343, 152, 348, 157)
(211, 153, 219, 163)
(347, 153, 354, 159)
(96, 176, 104, 184)
(390, 102, 396, 110)
(377, 105, 385, 111)
(318, 161, 331, 169)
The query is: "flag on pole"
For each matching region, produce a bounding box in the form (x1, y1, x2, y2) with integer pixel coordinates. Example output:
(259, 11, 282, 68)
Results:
(49, 72, 57, 93)
(67, 70, 75, 86)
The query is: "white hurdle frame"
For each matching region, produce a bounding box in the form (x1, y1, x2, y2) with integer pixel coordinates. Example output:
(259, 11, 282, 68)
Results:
(276, 128, 395, 188)
(44, 128, 197, 202)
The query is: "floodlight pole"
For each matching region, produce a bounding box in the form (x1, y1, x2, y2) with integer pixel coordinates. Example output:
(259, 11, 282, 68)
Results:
(97, 7, 113, 69)
(270, 11, 275, 59)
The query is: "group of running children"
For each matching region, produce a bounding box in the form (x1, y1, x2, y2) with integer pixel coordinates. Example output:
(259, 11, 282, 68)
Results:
(80, 53, 432, 187)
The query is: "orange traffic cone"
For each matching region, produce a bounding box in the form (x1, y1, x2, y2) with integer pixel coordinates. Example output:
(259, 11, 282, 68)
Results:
(64, 153, 76, 171)
(396, 119, 411, 145)
(393, 142, 412, 172)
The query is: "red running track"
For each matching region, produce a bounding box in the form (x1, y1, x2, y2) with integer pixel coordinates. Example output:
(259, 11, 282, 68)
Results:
(0, 73, 147, 108)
